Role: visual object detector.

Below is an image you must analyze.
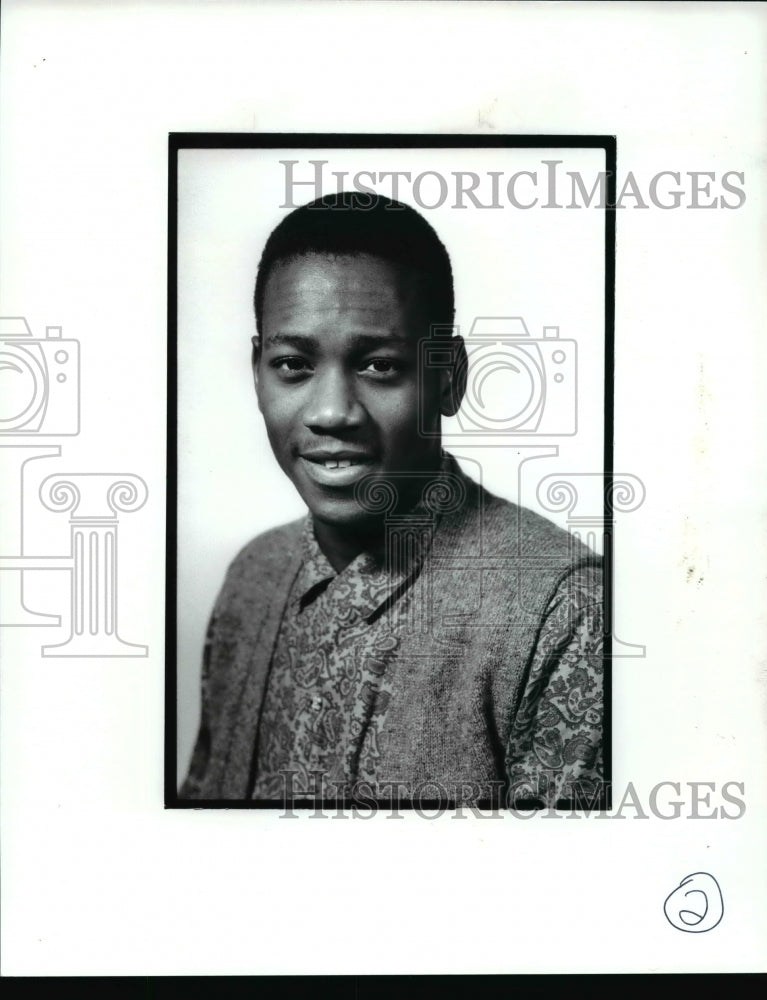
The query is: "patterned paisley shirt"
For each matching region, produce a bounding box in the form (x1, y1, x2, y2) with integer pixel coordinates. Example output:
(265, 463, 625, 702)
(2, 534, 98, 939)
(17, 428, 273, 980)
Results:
(250, 514, 603, 804)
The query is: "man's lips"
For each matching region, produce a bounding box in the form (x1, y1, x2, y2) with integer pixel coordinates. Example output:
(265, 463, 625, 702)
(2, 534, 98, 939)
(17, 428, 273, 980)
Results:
(297, 449, 377, 488)
(299, 449, 376, 469)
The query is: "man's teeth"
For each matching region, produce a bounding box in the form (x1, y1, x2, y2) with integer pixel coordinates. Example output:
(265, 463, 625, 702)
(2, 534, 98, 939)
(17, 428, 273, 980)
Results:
(323, 458, 355, 468)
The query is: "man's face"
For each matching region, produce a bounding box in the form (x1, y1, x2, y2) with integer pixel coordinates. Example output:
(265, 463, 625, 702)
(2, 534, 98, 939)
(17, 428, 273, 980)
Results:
(254, 252, 447, 530)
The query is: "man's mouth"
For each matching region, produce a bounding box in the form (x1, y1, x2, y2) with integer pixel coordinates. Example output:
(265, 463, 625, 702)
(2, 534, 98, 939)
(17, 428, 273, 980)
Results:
(300, 450, 375, 466)
(298, 451, 376, 487)
(312, 457, 368, 469)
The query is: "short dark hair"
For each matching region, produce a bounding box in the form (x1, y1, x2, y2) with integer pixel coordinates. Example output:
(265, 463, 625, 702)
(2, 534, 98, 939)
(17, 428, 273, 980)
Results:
(253, 192, 454, 334)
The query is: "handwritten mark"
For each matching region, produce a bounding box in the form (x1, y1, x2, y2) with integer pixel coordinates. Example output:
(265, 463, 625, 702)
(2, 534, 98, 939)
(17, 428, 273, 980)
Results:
(663, 872, 723, 932)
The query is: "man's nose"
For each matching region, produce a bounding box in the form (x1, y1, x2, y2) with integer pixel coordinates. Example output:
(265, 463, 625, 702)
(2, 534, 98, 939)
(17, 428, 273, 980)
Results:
(302, 367, 365, 431)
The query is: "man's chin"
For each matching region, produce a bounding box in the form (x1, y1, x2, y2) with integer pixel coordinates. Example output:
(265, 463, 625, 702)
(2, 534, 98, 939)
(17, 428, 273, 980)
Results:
(293, 466, 438, 528)
(305, 499, 383, 532)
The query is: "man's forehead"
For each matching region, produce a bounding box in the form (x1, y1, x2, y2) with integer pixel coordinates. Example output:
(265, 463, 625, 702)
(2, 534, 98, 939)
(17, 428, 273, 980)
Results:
(261, 252, 419, 326)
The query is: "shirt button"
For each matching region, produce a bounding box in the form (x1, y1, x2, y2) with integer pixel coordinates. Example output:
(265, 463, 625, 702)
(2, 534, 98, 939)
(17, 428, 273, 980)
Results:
(310, 695, 322, 711)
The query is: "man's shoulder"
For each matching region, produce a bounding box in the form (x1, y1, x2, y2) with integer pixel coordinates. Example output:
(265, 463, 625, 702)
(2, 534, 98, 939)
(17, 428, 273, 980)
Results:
(486, 489, 587, 553)
(222, 517, 305, 590)
(431, 470, 602, 628)
(453, 474, 599, 569)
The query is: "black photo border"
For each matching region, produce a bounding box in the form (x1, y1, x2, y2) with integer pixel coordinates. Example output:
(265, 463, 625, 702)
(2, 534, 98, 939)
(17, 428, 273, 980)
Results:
(165, 132, 617, 812)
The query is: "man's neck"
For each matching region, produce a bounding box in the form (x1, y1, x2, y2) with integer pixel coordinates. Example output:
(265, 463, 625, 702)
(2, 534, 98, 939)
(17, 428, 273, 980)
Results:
(311, 517, 386, 574)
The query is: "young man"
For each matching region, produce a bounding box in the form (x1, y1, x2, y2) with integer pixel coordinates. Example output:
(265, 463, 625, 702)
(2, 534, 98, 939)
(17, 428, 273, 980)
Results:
(181, 193, 604, 808)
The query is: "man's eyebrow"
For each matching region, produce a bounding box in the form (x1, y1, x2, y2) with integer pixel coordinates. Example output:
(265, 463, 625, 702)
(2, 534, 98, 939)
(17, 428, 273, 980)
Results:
(346, 331, 410, 350)
(263, 332, 319, 349)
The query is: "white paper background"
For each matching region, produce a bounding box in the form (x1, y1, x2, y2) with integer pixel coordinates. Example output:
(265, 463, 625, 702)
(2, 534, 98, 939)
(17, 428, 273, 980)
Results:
(2, 0, 766, 976)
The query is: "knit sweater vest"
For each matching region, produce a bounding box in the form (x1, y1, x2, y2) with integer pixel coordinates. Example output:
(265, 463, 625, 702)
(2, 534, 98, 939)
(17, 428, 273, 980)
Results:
(184, 472, 600, 802)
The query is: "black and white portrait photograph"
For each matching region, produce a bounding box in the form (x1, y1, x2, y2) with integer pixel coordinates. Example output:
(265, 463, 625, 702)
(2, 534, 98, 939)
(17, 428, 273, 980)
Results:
(172, 139, 610, 808)
(2, 0, 766, 982)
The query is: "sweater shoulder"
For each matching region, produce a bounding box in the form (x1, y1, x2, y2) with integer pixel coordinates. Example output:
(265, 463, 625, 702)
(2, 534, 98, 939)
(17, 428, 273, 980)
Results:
(475, 484, 599, 569)
(220, 517, 304, 596)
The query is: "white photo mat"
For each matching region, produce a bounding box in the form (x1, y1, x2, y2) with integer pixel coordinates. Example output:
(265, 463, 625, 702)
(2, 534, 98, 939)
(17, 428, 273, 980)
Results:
(1, 0, 765, 977)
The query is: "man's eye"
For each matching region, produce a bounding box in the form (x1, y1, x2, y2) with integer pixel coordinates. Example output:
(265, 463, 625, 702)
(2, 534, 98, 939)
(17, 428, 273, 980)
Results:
(272, 357, 312, 378)
(362, 358, 401, 377)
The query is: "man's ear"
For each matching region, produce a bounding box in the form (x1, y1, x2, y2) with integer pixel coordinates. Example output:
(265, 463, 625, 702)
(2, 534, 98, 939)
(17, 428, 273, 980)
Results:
(251, 335, 263, 410)
(440, 335, 467, 417)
